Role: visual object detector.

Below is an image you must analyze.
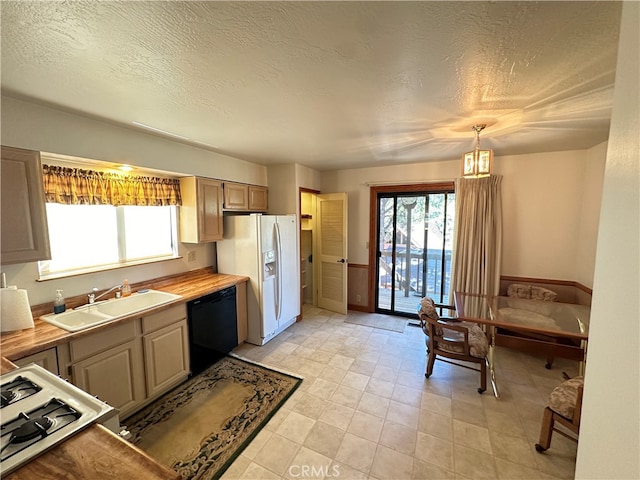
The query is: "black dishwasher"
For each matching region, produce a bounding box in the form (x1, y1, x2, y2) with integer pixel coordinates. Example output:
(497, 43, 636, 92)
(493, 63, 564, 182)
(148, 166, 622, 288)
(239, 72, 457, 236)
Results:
(187, 286, 238, 375)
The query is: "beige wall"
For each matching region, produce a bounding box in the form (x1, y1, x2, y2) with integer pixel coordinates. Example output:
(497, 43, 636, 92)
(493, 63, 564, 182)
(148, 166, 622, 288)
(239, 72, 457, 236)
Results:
(499, 150, 584, 281)
(296, 163, 322, 193)
(265, 163, 322, 216)
(576, 141, 607, 288)
(576, 2, 640, 477)
(266, 164, 297, 215)
(498, 147, 606, 286)
(319, 146, 607, 289)
(0, 95, 267, 305)
(320, 159, 456, 266)
(1, 93, 607, 306)
(1, 95, 267, 185)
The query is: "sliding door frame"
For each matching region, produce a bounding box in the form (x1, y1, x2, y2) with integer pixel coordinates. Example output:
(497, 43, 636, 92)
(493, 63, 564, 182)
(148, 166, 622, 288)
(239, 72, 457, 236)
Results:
(367, 182, 454, 313)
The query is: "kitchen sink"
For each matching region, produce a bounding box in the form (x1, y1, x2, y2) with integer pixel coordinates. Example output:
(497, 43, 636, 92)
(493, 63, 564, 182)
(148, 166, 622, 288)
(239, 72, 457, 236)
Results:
(92, 290, 181, 317)
(40, 309, 113, 332)
(41, 290, 182, 332)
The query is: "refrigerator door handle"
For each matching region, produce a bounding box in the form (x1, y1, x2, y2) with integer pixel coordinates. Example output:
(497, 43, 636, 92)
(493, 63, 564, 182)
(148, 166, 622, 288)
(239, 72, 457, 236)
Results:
(274, 222, 282, 321)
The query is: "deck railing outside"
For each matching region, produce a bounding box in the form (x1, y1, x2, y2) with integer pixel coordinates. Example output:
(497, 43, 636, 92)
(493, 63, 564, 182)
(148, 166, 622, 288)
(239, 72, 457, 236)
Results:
(378, 248, 452, 315)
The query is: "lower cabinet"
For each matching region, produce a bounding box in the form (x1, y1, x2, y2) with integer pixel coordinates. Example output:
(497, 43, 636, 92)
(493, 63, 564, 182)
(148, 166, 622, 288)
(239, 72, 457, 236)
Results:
(13, 347, 59, 375)
(143, 319, 189, 399)
(68, 320, 145, 419)
(71, 339, 145, 418)
(66, 304, 189, 419)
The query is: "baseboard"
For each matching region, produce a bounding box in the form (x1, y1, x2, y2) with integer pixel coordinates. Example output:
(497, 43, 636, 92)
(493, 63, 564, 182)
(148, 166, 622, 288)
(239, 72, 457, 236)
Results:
(348, 304, 369, 312)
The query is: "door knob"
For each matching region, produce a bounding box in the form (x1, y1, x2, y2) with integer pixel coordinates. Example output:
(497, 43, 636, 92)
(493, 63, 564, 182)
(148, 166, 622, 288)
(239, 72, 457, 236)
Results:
(337, 259, 346, 263)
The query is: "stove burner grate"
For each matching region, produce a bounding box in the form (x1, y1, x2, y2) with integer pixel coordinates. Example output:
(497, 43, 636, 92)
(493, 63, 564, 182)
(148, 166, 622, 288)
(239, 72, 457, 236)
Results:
(11, 415, 54, 443)
(1, 398, 82, 462)
(0, 376, 42, 408)
(0, 390, 17, 408)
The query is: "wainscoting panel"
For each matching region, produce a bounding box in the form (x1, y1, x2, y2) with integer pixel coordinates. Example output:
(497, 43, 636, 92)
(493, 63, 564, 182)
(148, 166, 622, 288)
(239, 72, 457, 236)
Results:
(499, 276, 592, 305)
(348, 263, 369, 311)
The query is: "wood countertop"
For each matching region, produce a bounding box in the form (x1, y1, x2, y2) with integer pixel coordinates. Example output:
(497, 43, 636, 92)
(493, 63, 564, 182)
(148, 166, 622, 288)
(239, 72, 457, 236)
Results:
(0, 267, 248, 480)
(1, 267, 249, 361)
(3, 425, 182, 480)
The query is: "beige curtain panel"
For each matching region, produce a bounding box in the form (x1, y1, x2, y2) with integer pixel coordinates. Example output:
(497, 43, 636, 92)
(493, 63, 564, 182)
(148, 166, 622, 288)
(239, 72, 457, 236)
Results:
(43, 165, 182, 206)
(450, 175, 503, 298)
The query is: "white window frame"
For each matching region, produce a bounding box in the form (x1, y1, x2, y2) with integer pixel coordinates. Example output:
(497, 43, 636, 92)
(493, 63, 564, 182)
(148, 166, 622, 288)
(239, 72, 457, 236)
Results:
(38, 204, 179, 280)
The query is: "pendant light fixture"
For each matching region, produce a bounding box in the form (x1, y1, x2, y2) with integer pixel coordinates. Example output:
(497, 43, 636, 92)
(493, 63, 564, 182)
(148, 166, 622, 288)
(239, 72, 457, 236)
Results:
(462, 124, 493, 178)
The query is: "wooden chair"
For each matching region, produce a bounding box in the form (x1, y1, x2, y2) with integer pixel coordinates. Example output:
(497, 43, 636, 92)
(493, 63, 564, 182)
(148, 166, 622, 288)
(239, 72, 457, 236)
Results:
(535, 376, 583, 452)
(418, 297, 488, 394)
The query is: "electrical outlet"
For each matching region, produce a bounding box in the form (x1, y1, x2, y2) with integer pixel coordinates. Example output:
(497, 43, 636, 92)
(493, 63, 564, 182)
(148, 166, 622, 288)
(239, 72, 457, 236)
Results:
(187, 251, 196, 262)
(356, 294, 361, 302)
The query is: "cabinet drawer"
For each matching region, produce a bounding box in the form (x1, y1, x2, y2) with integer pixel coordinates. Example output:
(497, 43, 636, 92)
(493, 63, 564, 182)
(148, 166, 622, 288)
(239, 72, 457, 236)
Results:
(70, 320, 138, 362)
(142, 304, 186, 334)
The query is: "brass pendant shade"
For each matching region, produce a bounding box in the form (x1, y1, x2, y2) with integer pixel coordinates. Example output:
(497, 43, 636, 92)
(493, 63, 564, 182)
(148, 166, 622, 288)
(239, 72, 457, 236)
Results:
(462, 124, 493, 177)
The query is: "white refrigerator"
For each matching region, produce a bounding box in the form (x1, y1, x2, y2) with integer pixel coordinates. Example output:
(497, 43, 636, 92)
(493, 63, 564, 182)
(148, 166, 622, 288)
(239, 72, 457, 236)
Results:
(217, 214, 300, 345)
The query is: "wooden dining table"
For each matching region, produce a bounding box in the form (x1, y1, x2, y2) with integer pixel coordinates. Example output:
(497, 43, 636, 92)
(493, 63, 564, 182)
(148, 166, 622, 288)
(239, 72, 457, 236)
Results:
(454, 291, 590, 398)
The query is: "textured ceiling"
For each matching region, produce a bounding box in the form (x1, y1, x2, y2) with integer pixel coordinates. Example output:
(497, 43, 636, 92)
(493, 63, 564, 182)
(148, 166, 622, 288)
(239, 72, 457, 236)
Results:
(1, 1, 622, 171)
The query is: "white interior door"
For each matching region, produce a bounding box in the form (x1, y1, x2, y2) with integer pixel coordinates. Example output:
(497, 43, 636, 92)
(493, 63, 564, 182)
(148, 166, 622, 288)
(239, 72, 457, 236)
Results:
(316, 193, 348, 314)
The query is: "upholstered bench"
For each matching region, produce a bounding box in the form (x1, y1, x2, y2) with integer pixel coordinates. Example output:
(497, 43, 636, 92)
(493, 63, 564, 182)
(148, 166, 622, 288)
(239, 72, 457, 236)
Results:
(507, 283, 558, 302)
(503, 283, 560, 368)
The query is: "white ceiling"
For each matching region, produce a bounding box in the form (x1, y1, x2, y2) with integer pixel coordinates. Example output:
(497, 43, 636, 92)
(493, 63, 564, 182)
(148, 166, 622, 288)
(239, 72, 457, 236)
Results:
(1, 1, 622, 171)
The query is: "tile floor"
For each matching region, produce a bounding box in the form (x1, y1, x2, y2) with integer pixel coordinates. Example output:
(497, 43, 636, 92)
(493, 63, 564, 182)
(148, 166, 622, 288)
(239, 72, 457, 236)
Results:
(223, 306, 580, 480)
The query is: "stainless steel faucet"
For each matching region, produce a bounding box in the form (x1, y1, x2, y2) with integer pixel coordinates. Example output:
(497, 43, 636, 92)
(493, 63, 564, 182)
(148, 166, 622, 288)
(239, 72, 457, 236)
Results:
(88, 285, 122, 304)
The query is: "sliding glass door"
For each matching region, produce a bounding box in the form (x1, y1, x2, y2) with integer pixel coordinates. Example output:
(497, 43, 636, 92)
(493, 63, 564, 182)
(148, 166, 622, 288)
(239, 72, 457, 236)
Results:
(375, 189, 455, 316)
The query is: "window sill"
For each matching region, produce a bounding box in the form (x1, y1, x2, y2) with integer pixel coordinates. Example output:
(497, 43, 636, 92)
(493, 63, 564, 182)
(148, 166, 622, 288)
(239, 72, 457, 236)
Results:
(37, 255, 182, 282)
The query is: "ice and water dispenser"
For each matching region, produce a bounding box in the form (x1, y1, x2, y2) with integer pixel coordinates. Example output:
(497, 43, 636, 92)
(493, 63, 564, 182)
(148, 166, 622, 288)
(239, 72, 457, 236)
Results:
(263, 250, 276, 279)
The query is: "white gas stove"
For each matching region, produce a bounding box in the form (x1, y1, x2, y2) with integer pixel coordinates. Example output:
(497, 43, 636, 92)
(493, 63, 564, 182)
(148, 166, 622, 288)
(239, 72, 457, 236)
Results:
(0, 363, 118, 475)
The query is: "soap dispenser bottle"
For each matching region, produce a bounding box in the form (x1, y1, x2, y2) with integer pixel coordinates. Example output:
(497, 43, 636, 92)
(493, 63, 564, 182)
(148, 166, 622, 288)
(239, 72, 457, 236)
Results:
(122, 279, 132, 297)
(54, 289, 66, 314)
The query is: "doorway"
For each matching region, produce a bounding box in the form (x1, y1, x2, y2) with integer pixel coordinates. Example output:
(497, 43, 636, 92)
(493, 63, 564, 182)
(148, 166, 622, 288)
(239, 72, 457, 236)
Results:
(300, 189, 349, 315)
(300, 189, 318, 311)
(372, 184, 455, 317)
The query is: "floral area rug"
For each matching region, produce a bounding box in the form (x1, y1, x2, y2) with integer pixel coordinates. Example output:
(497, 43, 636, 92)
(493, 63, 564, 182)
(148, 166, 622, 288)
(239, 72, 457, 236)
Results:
(125, 356, 302, 479)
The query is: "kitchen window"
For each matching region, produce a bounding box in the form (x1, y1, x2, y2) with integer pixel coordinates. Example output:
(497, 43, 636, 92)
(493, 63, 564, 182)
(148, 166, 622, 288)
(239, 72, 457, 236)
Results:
(38, 203, 178, 279)
(37, 162, 182, 279)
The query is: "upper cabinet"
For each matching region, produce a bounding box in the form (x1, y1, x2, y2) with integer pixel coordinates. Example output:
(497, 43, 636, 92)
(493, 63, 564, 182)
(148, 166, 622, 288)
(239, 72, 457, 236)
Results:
(248, 185, 268, 211)
(223, 182, 249, 210)
(179, 176, 223, 243)
(223, 182, 268, 212)
(1, 146, 51, 264)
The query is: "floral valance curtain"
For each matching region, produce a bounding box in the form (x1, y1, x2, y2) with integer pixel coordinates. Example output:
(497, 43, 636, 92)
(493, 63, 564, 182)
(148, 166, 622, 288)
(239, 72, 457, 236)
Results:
(43, 165, 182, 206)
